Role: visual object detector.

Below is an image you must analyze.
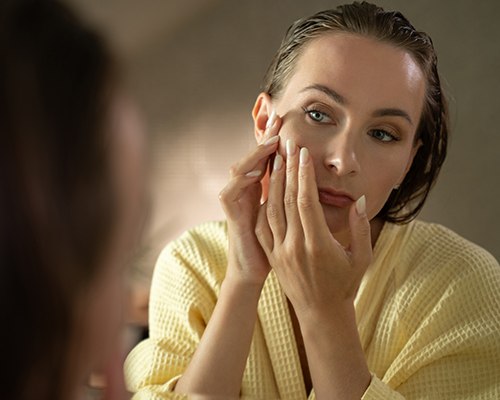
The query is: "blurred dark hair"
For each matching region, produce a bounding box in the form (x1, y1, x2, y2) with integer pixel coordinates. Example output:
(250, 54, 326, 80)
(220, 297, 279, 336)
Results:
(263, 1, 448, 223)
(0, 1, 118, 399)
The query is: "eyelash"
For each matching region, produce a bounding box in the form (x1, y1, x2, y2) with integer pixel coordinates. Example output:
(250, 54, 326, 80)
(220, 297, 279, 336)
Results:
(302, 107, 333, 124)
(303, 106, 400, 142)
(368, 129, 400, 143)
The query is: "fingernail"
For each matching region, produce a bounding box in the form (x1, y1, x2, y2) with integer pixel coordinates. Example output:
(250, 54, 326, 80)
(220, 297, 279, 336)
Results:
(299, 147, 309, 165)
(273, 154, 283, 171)
(245, 170, 261, 177)
(266, 109, 277, 129)
(355, 195, 366, 216)
(286, 138, 296, 156)
(263, 135, 279, 146)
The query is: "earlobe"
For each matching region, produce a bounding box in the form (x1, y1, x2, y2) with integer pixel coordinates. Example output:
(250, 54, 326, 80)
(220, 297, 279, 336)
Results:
(252, 92, 274, 143)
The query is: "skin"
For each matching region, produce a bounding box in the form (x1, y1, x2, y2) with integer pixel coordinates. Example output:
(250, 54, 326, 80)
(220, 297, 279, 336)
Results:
(175, 33, 425, 399)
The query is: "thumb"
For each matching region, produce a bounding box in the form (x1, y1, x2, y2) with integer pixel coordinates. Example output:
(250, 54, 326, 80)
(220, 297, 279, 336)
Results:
(348, 195, 372, 271)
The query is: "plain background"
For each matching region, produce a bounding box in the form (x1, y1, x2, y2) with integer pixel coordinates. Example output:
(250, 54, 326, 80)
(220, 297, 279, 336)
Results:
(67, 0, 500, 279)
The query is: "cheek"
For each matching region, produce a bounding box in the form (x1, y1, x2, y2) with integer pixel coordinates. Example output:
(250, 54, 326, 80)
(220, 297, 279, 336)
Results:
(276, 114, 322, 156)
(364, 151, 414, 217)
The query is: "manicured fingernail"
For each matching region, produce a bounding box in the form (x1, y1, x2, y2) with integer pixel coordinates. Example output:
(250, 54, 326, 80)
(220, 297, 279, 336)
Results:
(299, 147, 309, 165)
(245, 170, 261, 177)
(286, 138, 296, 156)
(273, 154, 283, 171)
(263, 135, 279, 146)
(356, 195, 366, 216)
(266, 109, 277, 129)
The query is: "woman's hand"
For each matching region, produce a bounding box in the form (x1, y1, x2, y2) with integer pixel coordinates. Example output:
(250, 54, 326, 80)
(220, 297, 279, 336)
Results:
(255, 138, 372, 319)
(219, 111, 281, 286)
(175, 113, 282, 397)
(255, 139, 373, 398)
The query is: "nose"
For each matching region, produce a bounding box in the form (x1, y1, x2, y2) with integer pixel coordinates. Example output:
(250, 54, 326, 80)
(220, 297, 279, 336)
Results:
(323, 130, 361, 176)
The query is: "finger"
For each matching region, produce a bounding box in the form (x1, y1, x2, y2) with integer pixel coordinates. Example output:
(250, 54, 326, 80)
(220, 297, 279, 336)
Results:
(348, 195, 373, 272)
(266, 153, 286, 243)
(263, 109, 278, 141)
(297, 147, 330, 242)
(255, 202, 274, 256)
(229, 137, 279, 179)
(229, 116, 281, 178)
(283, 138, 303, 239)
(218, 173, 261, 219)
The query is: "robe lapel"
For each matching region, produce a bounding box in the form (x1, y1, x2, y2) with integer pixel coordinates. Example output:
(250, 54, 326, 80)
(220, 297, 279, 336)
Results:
(355, 222, 414, 351)
(258, 270, 307, 400)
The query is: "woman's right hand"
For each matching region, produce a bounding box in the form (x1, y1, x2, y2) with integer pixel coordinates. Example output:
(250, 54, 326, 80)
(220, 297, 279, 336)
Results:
(219, 111, 281, 286)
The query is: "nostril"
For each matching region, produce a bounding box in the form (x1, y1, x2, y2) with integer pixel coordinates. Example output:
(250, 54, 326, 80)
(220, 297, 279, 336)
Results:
(327, 158, 341, 170)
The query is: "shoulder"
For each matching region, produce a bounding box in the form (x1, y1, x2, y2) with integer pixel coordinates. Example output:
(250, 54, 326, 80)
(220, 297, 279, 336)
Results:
(164, 220, 228, 258)
(406, 220, 498, 273)
(393, 220, 500, 312)
(154, 220, 229, 291)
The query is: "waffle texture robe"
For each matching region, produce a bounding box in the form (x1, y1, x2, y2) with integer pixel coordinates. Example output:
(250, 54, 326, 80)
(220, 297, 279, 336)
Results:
(125, 219, 500, 399)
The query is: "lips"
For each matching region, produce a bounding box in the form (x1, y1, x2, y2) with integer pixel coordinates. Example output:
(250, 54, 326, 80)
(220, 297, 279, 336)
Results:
(318, 187, 355, 208)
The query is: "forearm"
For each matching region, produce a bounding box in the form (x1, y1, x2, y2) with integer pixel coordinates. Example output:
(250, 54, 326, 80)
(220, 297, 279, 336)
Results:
(300, 302, 371, 400)
(175, 275, 263, 397)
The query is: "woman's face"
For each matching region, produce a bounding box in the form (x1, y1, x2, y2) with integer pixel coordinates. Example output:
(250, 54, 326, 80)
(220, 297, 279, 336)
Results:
(261, 33, 426, 239)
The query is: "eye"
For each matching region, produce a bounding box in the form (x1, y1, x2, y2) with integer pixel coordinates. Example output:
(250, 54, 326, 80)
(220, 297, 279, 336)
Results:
(303, 107, 333, 124)
(369, 129, 399, 143)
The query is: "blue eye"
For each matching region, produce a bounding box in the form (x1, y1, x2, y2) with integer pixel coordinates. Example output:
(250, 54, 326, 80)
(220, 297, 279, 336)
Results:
(304, 108, 332, 123)
(369, 129, 398, 142)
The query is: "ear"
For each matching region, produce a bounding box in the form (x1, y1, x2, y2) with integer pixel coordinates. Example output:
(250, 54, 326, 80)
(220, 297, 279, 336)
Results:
(252, 92, 274, 144)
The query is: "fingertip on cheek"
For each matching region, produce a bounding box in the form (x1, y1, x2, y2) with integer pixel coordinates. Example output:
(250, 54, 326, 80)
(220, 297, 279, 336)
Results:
(286, 138, 297, 157)
(355, 195, 367, 216)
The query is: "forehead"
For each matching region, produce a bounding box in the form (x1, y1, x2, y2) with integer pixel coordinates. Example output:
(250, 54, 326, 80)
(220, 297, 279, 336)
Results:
(284, 33, 425, 117)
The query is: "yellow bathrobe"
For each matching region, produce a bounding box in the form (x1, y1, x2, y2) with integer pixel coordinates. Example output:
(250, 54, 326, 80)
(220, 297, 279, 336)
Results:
(125, 220, 500, 399)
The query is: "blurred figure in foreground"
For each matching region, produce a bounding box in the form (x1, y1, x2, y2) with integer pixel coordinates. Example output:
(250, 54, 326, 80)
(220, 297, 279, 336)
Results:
(0, 1, 146, 399)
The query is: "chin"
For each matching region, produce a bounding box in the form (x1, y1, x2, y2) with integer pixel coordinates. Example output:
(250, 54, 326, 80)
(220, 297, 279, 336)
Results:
(321, 204, 350, 235)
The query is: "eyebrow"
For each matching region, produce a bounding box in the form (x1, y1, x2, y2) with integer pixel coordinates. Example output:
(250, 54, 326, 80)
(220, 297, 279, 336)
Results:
(300, 84, 414, 126)
(301, 84, 348, 106)
(373, 108, 413, 126)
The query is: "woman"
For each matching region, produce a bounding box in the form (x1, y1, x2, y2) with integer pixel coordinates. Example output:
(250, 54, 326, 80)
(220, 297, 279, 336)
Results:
(125, 2, 500, 399)
(0, 1, 145, 399)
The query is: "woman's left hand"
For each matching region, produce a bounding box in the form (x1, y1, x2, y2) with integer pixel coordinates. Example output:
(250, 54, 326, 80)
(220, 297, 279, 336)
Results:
(255, 139, 373, 321)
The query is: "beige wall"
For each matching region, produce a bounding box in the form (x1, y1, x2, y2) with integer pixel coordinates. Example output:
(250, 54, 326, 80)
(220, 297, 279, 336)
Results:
(70, 0, 500, 275)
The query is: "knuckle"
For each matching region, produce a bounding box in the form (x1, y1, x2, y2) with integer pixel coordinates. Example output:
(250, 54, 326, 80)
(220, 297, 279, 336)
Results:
(286, 161, 296, 173)
(218, 185, 236, 208)
(298, 168, 308, 181)
(266, 203, 280, 220)
(254, 225, 264, 241)
(297, 195, 314, 210)
(218, 187, 228, 202)
(228, 164, 239, 177)
(283, 193, 297, 208)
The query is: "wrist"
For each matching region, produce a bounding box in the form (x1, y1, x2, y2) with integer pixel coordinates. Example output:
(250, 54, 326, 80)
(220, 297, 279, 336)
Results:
(225, 255, 269, 288)
(221, 273, 265, 300)
(295, 299, 356, 335)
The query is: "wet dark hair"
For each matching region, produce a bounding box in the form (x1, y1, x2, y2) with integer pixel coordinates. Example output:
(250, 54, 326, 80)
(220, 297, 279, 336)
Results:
(0, 1, 118, 399)
(263, 1, 448, 223)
